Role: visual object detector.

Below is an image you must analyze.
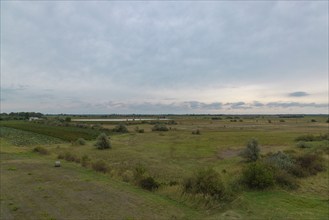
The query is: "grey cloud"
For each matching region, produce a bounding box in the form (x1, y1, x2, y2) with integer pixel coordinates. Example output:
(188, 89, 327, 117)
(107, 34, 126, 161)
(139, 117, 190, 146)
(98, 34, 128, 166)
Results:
(266, 102, 327, 108)
(288, 91, 309, 97)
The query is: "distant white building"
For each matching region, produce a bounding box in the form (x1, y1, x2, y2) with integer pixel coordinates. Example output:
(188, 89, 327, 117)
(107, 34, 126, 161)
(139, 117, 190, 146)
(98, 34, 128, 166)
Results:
(29, 117, 40, 121)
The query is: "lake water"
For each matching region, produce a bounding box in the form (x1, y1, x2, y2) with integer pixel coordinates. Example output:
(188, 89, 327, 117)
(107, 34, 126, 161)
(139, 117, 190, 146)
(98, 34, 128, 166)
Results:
(72, 118, 170, 122)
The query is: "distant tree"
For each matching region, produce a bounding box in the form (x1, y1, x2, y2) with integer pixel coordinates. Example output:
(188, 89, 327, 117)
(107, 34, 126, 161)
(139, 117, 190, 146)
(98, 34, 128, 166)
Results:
(95, 133, 111, 149)
(65, 117, 71, 122)
(240, 138, 260, 162)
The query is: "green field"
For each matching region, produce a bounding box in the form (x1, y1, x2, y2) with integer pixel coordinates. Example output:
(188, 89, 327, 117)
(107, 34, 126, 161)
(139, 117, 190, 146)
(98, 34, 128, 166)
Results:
(1, 115, 328, 220)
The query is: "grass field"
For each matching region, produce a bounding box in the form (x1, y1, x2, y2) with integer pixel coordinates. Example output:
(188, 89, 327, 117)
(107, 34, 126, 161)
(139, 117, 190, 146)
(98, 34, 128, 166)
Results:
(1, 115, 328, 219)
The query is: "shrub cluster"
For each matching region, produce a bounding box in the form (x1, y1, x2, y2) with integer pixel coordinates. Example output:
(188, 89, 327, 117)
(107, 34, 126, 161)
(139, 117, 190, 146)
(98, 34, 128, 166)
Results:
(292, 154, 326, 177)
(58, 151, 80, 163)
(92, 160, 109, 173)
(135, 126, 144, 133)
(74, 138, 86, 146)
(139, 176, 159, 191)
(295, 134, 329, 142)
(152, 124, 169, 131)
(192, 129, 201, 135)
(183, 168, 225, 200)
(33, 146, 49, 155)
(112, 123, 129, 133)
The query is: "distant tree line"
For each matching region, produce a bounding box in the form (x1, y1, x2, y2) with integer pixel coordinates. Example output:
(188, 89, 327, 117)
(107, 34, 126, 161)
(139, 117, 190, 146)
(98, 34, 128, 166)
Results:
(0, 112, 43, 120)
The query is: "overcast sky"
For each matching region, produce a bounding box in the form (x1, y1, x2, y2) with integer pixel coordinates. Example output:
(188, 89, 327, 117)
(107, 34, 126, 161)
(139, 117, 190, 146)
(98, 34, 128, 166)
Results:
(1, 1, 328, 114)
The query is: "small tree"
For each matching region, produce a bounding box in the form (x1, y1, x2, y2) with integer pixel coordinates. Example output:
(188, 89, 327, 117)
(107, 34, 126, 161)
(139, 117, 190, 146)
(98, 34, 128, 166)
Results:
(240, 138, 260, 162)
(95, 133, 111, 149)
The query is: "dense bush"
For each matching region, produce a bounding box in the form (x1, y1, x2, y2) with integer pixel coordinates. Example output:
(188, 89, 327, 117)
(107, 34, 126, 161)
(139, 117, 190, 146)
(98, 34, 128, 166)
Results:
(240, 138, 260, 162)
(242, 162, 274, 189)
(75, 138, 86, 146)
(183, 168, 225, 199)
(139, 176, 159, 191)
(33, 146, 49, 155)
(92, 160, 109, 173)
(95, 133, 111, 149)
(112, 123, 128, 133)
(152, 124, 169, 131)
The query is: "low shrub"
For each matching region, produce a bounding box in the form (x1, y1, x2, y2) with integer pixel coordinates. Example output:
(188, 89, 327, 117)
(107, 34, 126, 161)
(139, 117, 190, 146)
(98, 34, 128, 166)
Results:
(296, 141, 311, 148)
(242, 162, 274, 189)
(265, 151, 295, 171)
(240, 138, 260, 162)
(75, 138, 86, 145)
(95, 133, 111, 149)
(192, 129, 201, 135)
(275, 170, 299, 190)
(135, 126, 145, 133)
(92, 160, 109, 173)
(57, 151, 80, 163)
(81, 155, 91, 167)
(122, 170, 134, 182)
(113, 123, 128, 133)
(295, 134, 329, 142)
(295, 154, 325, 176)
(152, 124, 169, 131)
(33, 146, 49, 155)
(139, 176, 159, 191)
(133, 164, 147, 181)
(183, 168, 225, 200)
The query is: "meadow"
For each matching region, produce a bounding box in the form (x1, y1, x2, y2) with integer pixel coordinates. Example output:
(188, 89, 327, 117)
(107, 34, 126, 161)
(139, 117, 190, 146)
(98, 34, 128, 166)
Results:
(0, 115, 328, 220)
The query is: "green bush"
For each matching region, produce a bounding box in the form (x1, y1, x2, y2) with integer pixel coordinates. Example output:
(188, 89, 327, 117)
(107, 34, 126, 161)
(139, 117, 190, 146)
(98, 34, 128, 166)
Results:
(113, 123, 128, 133)
(95, 133, 111, 149)
(139, 176, 159, 191)
(92, 160, 109, 173)
(33, 146, 49, 155)
(240, 138, 260, 162)
(75, 138, 86, 146)
(152, 124, 169, 131)
(242, 162, 274, 189)
(183, 168, 225, 199)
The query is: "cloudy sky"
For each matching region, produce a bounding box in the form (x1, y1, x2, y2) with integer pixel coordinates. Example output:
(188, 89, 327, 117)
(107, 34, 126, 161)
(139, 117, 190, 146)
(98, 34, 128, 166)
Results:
(1, 1, 328, 114)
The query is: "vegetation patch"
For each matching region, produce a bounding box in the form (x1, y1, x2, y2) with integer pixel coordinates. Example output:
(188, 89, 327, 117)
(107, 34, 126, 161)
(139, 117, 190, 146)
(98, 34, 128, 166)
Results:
(0, 126, 63, 146)
(33, 146, 49, 155)
(1, 121, 101, 141)
(183, 168, 226, 200)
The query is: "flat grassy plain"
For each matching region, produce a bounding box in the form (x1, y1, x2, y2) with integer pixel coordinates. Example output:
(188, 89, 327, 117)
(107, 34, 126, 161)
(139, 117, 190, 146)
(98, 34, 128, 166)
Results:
(1, 115, 328, 219)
